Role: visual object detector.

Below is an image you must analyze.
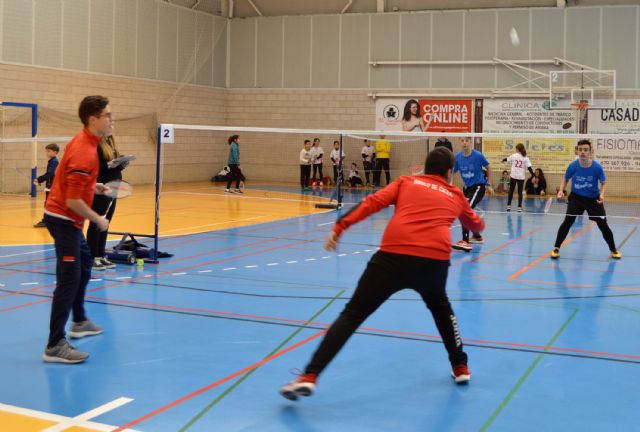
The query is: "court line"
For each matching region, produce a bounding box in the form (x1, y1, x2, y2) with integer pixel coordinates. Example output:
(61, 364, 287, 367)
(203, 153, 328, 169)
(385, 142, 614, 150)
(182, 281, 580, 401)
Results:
(179, 288, 347, 431)
(507, 223, 595, 281)
(40, 397, 133, 432)
(617, 226, 637, 250)
(112, 329, 328, 432)
(2, 284, 637, 362)
(470, 227, 542, 262)
(0, 227, 330, 312)
(479, 309, 579, 431)
(0, 248, 54, 259)
(70, 295, 640, 362)
(0, 402, 137, 432)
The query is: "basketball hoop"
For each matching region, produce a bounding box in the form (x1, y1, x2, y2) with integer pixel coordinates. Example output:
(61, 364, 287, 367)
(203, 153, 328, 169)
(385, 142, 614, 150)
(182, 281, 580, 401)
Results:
(571, 101, 590, 111)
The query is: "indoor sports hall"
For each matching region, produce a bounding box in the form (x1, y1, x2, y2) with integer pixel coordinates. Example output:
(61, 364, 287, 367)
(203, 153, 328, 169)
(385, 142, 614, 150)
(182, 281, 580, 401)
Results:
(1, 1, 640, 431)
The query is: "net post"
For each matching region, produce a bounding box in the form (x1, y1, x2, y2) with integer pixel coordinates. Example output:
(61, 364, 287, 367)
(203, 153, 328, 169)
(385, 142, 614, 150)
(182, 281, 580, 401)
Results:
(150, 126, 162, 263)
(337, 133, 343, 207)
(31, 104, 38, 198)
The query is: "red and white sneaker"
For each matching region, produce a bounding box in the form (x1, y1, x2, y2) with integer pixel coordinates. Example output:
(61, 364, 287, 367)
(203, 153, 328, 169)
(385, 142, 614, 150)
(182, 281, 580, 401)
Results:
(452, 240, 472, 252)
(280, 373, 317, 401)
(469, 235, 484, 244)
(451, 364, 471, 384)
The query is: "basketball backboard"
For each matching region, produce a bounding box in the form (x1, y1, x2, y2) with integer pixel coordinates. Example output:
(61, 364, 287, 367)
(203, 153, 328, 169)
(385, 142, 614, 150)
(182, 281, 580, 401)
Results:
(549, 70, 616, 109)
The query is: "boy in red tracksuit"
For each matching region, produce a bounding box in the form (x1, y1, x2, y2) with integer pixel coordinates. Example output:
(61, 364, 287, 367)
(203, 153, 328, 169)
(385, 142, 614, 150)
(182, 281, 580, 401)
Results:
(42, 96, 113, 364)
(280, 147, 485, 400)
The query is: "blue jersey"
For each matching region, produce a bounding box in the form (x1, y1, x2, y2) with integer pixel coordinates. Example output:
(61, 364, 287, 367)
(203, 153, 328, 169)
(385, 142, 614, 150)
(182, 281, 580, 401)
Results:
(565, 159, 605, 199)
(454, 150, 489, 187)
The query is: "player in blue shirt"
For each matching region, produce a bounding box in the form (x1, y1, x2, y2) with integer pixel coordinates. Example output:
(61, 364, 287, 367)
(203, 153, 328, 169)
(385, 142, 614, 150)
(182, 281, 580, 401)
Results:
(551, 139, 621, 259)
(452, 137, 493, 251)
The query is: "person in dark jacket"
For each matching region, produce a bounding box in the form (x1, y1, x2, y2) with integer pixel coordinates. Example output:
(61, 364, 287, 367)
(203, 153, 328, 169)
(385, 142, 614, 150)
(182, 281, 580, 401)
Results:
(525, 168, 547, 196)
(86, 135, 128, 270)
(33, 143, 60, 227)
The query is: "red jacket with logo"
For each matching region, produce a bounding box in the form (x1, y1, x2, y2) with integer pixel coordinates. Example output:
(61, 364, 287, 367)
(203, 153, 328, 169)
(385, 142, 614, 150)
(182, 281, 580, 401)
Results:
(333, 175, 485, 261)
(45, 129, 101, 229)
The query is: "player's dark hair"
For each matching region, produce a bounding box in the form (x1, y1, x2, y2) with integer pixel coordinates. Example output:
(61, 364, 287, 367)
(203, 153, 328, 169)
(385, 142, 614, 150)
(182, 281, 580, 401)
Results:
(45, 143, 59, 153)
(304, 139, 311, 145)
(78, 96, 109, 127)
(577, 139, 592, 149)
(424, 147, 454, 178)
(402, 99, 420, 122)
(228, 135, 239, 145)
(516, 143, 527, 157)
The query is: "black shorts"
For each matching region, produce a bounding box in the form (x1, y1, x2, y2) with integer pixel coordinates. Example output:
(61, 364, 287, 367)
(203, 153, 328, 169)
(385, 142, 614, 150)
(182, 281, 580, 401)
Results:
(566, 192, 606, 220)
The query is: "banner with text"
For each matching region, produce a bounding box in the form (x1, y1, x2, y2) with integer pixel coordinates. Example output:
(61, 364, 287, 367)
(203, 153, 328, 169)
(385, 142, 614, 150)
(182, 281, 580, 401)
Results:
(375, 98, 473, 132)
(587, 100, 640, 171)
(588, 100, 640, 134)
(593, 136, 640, 172)
(482, 99, 576, 133)
(482, 137, 576, 174)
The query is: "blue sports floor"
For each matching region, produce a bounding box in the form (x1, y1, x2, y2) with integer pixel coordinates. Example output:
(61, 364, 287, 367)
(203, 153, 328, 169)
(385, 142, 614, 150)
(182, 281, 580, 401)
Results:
(1, 189, 639, 431)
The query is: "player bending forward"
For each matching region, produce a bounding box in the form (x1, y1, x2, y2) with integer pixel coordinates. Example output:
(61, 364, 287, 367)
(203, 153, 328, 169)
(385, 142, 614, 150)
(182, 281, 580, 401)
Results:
(280, 147, 485, 400)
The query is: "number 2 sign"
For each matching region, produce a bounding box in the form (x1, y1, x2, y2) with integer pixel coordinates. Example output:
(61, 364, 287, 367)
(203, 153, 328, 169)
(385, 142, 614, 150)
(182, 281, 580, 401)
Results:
(160, 125, 174, 144)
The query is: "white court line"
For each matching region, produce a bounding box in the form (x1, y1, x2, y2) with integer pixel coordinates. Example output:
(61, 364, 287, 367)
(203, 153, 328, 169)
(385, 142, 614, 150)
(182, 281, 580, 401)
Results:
(223, 267, 236, 271)
(20, 282, 39, 286)
(198, 269, 212, 273)
(0, 400, 137, 432)
(90, 278, 102, 282)
(338, 253, 347, 257)
(304, 258, 316, 261)
(317, 222, 334, 226)
(40, 397, 134, 432)
(286, 260, 297, 264)
(0, 283, 4, 287)
(171, 272, 187, 276)
(0, 248, 54, 258)
(352, 251, 361, 254)
(321, 256, 330, 259)
(267, 263, 279, 266)
(115, 276, 132, 280)
(244, 265, 258, 268)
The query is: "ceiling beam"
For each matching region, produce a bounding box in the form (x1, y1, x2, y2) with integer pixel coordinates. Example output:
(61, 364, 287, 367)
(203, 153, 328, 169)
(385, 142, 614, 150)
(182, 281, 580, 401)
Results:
(247, 0, 263, 16)
(341, 0, 353, 14)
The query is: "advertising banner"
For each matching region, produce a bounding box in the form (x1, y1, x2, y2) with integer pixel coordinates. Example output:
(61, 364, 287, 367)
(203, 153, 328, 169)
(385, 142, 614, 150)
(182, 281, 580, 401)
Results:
(375, 98, 473, 132)
(482, 99, 576, 133)
(588, 100, 640, 134)
(483, 137, 576, 174)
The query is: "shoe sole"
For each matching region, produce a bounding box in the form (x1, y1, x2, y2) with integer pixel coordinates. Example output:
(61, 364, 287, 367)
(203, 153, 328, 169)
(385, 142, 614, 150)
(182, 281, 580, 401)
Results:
(469, 239, 484, 244)
(42, 354, 88, 364)
(280, 385, 315, 401)
(451, 373, 471, 385)
(68, 329, 103, 339)
(92, 267, 106, 271)
(452, 246, 472, 252)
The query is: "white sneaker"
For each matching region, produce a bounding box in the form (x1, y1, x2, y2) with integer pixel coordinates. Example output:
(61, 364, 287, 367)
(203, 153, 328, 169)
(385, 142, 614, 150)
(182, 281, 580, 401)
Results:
(92, 257, 106, 271)
(100, 257, 116, 269)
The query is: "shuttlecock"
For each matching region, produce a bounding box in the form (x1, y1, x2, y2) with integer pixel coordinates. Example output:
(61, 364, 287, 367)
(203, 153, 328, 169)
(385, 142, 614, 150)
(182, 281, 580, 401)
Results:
(509, 27, 520, 47)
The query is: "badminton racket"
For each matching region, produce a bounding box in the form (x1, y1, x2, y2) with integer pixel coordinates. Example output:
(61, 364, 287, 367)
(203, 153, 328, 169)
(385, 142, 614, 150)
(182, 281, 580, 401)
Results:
(544, 196, 565, 214)
(101, 180, 133, 216)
